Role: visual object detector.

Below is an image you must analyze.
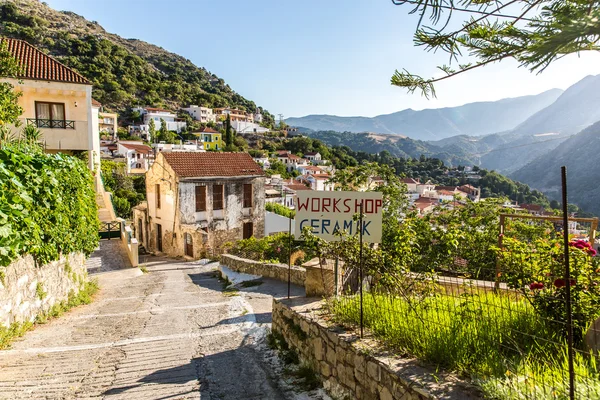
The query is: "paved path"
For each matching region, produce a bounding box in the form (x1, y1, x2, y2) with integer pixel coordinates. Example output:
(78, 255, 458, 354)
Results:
(0, 252, 311, 400)
(85, 240, 131, 274)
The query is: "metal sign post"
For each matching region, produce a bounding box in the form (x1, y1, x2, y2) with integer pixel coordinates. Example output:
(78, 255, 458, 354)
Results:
(359, 200, 364, 338)
(288, 216, 292, 299)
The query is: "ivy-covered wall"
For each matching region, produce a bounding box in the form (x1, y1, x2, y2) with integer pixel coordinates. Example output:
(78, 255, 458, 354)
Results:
(0, 144, 100, 268)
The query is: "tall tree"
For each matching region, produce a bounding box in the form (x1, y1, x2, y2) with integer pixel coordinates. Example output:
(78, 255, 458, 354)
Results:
(0, 41, 23, 126)
(148, 118, 156, 141)
(390, 0, 600, 97)
(225, 113, 232, 147)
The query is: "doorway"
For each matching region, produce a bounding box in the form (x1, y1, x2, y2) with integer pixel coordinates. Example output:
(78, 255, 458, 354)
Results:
(156, 224, 163, 252)
(243, 222, 253, 239)
(184, 233, 193, 257)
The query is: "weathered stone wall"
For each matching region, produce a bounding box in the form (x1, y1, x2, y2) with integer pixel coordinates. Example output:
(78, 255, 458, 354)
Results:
(272, 298, 480, 400)
(0, 252, 87, 327)
(220, 254, 305, 286)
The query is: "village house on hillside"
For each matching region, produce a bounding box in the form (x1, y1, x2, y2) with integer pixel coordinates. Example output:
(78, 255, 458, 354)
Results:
(0, 37, 100, 173)
(134, 152, 265, 258)
(116, 142, 152, 173)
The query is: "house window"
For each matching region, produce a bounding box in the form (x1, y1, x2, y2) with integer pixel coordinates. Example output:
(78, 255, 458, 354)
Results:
(213, 184, 224, 210)
(243, 184, 253, 208)
(195, 185, 206, 212)
(156, 184, 161, 209)
(35, 102, 67, 128)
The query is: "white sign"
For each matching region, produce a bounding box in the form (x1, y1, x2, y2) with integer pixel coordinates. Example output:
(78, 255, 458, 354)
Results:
(294, 191, 383, 243)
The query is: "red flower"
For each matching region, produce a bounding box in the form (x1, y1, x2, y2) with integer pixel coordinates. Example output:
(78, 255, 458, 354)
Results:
(554, 279, 565, 288)
(530, 282, 544, 290)
(570, 279, 577, 286)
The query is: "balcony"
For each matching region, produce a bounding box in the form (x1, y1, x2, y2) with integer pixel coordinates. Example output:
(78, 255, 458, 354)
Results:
(27, 118, 75, 129)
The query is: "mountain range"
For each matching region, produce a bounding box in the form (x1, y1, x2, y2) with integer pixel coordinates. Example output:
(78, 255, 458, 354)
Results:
(286, 89, 563, 141)
(511, 120, 600, 217)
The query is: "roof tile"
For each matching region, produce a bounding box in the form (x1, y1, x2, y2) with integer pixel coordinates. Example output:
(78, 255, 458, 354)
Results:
(161, 152, 264, 178)
(1, 37, 90, 84)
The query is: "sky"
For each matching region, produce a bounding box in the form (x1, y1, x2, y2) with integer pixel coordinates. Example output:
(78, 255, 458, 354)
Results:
(45, 0, 600, 118)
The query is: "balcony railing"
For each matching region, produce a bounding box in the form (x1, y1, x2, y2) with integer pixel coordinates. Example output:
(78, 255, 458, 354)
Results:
(26, 118, 75, 129)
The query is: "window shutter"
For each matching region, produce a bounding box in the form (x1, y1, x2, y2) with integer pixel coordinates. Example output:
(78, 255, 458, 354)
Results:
(195, 186, 206, 212)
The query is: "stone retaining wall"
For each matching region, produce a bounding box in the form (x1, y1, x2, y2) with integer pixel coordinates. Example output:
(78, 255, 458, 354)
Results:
(0, 252, 87, 327)
(220, 254, 305, 286)
(272, 298, 480, 400)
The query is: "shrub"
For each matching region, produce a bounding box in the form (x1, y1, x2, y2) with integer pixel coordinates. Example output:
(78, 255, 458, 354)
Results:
(0, 144, 99, 267)
(266, 202, 295, 218)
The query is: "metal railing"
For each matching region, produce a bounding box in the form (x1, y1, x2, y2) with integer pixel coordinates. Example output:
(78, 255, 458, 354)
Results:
(26, 118, 75, 129)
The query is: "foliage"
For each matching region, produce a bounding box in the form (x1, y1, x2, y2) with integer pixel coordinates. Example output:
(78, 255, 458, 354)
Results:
(0, 2, 275, 126)
(499, 236, 600, 345)
(0, 40, 23, 126)
(101, 160, 145, 218)
(0, 144, 99, 267)
(389, 0, 600, 97)
(330, 292, 600, 399)
(266, 202, 296, 219)
(227, 233, 311, 265)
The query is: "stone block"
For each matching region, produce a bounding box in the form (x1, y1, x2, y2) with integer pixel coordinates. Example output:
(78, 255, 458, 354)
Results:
(320, 361, 332, 377)
(313, 338, 324, 361)
(326, 347, 337, 364)
(367, 361, 381, 382)
(379, 386, 393, 400)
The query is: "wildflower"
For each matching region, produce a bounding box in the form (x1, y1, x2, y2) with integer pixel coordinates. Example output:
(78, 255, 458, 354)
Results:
(276, 247, 281, 253)
(529, 282, 544, 290)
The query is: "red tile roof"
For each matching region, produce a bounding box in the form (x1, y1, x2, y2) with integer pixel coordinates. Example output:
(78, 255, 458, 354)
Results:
(161, 152, 264, 178)
(1, 37, 90, 84)
(193, 127, 220, 134)
(401, 178, 419, 184)
(119, 142, 152, 154)
(520, 203, 544, 212)
(92, 99, 102, 107)
(285, 184, 312, 191)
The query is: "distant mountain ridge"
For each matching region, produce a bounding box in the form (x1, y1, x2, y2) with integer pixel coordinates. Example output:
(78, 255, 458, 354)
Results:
(286, 89, 563, 141)
(511, 121, 600, 216)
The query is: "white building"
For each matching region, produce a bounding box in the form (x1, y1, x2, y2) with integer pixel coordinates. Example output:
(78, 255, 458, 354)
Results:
(277, 153, 309, 172)
(153, 142, 205, 153)
(303, 152, 322, 163)
(116, 142, 153, 173)
(182, 105, 216, 123)
(297, 174, 334, 191)
(133, 107, 187, 133)
(231, 120, 269, 134)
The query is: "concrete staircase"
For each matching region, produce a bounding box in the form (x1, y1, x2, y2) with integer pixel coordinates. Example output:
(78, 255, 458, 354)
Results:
(96, 183, 117, 222)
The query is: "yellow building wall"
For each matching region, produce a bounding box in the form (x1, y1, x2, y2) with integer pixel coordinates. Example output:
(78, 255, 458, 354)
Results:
(5, 78, 92, 151)
(202, 133, 223, 151)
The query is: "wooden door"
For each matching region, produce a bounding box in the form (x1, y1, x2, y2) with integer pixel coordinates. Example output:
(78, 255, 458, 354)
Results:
(184, 233, 193, 257)
(156, 224, 163, 252)
(243, 222, 253, 239)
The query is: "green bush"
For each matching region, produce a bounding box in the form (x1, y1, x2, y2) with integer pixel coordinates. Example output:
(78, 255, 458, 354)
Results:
(265, 202, 295, 218)
(0, 144, 99, 267)
(227, 233, 309, 265)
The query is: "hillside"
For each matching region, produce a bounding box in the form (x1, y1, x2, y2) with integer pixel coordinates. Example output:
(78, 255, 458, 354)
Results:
(511, 121, 600, 216)
(286, 89, 562, 141)
(304, 130, 479, 167)
(0, 1, 275, 126)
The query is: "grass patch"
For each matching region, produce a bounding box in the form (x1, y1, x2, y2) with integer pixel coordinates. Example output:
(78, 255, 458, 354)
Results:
(329, 292, 600, 399)
(139, 265, 148, 274)
(35, 282, 46, 300)
(282, 315, 308, 340)
(267, 329, 299, 365)
(0, 279, 98, 349)
(295, 363, 321, 391)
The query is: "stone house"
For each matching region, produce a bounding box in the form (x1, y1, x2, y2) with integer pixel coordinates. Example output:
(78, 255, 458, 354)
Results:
(135, 152, 265, 258)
